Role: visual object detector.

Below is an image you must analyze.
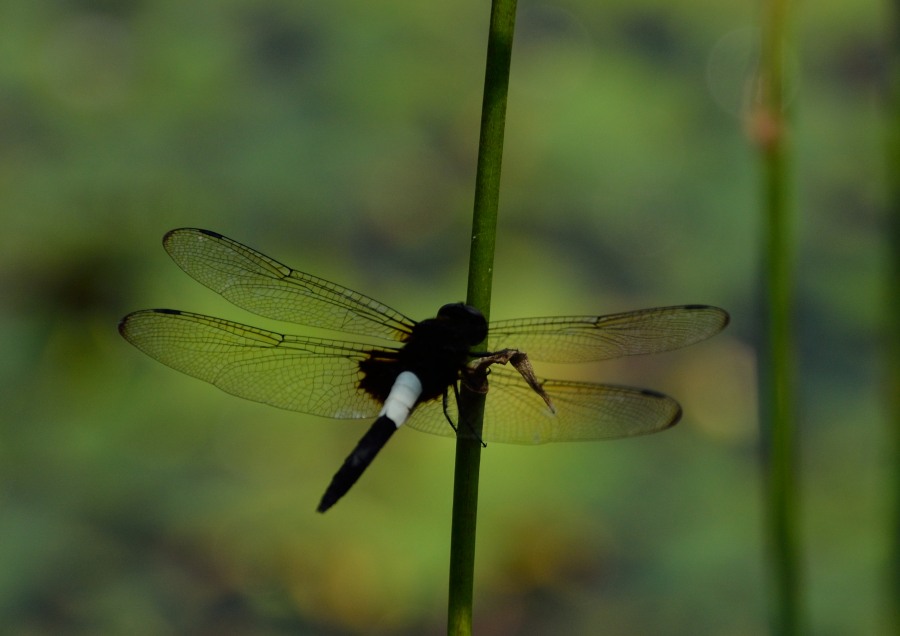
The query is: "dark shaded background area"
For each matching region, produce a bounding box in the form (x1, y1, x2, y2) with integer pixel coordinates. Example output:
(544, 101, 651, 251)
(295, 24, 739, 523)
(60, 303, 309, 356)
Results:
(0, 1, 885, 633)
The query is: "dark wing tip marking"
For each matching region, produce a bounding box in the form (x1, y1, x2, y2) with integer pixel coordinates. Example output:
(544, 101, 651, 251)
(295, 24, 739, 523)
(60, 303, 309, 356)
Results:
(632, 387, 683, 430)
(163, 227, 223, 244)
(119, 308, 181, 337)
(686, 304, 731, 328)
(668, 404, 684, 428)
(631, 387, 682, 430)
(637, 388, 682, 429)
(719, 309, 732, 329)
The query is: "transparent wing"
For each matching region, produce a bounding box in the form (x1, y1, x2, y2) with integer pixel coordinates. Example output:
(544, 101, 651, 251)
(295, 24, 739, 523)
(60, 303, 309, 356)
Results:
(120, 310, 682, 444)
(162, 228, 415, 341)
(119, 309, 393, 419)
(405, 368, 681, 444)
(487, 305, 729, 363)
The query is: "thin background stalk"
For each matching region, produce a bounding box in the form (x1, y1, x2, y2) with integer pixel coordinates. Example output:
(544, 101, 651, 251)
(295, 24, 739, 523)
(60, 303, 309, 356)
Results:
(447, 0, 517, 633)
(755, 0, 803, 632)
(886, 0, 900, 630)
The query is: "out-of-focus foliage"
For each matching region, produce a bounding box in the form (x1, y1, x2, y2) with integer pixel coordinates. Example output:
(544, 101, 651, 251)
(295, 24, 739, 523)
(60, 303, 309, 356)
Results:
(0, 0, 884, 634)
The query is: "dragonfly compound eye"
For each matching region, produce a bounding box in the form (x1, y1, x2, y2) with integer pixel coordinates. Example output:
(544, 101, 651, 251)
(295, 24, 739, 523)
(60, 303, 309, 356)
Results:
(437, 303, 488, 344)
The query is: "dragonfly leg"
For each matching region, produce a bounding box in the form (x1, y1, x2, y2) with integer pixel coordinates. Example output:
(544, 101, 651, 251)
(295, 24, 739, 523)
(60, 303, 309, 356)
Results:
(443, 384, 487, 447)
(453, 372, 490, 448)
(468, 349, 556, 414)
(454, 375, 488, 448)
(441, 387, 459, 433)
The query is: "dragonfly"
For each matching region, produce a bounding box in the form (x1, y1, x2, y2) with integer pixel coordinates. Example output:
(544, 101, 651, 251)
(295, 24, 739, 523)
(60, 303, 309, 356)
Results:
(119, 228, 729, 512)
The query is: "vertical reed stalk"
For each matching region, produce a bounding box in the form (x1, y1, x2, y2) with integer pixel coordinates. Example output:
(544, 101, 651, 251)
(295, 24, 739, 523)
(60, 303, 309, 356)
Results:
(755, 0, 803, 632)
(886, 0, 900, 630)
(447, 0, 517, 634)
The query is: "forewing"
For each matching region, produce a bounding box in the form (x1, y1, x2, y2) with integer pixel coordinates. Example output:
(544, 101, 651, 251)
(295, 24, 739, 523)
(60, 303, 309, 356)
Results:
(405, 368, 681, 444)
(162, 228, 415, 341)
(488, 305, 729, 363)
(119, 309, 391, 419)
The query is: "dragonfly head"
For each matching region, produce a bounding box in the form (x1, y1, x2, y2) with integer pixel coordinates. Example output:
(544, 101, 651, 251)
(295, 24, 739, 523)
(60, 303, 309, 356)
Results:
(437, 302, 488, 346)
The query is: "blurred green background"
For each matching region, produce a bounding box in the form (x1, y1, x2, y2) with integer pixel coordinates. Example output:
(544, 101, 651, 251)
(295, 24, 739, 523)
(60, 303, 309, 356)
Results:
(0, 0, 886, 634)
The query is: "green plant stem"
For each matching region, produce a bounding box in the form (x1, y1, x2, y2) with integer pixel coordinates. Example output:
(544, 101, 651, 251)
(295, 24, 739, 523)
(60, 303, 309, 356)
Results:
(447, 0, 517, 634)
(887, 0, 900, 631)
(757, 0, 802, 633)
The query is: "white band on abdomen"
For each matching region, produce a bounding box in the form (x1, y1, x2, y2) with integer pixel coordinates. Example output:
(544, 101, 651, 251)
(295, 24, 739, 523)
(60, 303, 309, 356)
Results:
(378, 371, 423, 428)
